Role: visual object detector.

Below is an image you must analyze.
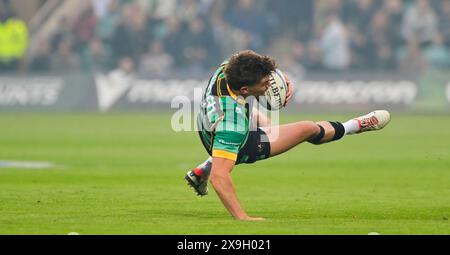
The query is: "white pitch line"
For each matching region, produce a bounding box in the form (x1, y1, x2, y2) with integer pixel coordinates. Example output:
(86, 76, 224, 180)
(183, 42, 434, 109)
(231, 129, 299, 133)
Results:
(0, 160, 55, 169)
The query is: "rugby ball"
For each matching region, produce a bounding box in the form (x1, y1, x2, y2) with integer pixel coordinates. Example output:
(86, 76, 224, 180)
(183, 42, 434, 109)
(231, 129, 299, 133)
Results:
(264, 69, 288, 110)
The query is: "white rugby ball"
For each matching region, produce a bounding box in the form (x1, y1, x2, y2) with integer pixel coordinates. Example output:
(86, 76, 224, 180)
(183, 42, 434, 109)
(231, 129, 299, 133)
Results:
(264, 69, 288, 110)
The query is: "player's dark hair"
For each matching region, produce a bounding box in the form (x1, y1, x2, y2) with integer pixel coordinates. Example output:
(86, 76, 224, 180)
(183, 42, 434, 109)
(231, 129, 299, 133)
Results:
(224, 50, 277, 90)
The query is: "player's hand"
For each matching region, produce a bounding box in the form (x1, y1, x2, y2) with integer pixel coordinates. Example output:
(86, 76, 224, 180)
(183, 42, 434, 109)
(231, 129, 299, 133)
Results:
(284, 74, 293, 107)
(238, 216, 265, 221)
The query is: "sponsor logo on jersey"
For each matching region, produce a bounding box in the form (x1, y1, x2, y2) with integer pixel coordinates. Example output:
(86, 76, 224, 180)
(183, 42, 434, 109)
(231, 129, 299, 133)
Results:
(217, 139, 241, 146)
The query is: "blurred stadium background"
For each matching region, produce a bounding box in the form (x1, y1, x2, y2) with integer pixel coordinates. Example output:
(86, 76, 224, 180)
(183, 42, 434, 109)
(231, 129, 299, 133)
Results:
(1, 0, 449, 112)
(1, 0, 449, 234)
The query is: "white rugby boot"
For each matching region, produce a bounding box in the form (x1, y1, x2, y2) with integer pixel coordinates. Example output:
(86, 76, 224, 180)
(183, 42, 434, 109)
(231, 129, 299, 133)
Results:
(354, 110, 391, 133)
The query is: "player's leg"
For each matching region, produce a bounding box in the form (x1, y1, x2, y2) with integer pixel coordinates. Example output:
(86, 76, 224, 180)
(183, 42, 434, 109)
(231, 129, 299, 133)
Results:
(261, 121, 336, 156)
(263, 110, 390, 157)
(185, 157, 212, 196)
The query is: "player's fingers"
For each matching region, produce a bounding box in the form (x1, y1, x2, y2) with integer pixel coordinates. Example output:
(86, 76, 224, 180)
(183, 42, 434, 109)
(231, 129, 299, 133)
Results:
(284, 80, 293, 107)
(254, 217, 265, 221)
(240, 216, 265, 221)
(247, 217, 265, 221)
(284, 94, 292, 107)
(286, 92, 293, 103)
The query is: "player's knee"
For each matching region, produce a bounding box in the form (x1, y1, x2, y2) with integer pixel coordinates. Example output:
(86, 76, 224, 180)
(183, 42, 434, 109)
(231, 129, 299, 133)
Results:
(302, 121, 321, 138)
(306, 122, 325, 145)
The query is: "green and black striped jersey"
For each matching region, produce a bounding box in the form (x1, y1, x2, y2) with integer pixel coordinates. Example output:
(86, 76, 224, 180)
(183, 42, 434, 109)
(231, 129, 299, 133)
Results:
(197, 60, 252, 162)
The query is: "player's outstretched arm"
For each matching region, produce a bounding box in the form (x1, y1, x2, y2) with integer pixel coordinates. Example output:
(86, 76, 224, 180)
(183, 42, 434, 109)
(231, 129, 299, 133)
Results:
(210, 157, 264, 221)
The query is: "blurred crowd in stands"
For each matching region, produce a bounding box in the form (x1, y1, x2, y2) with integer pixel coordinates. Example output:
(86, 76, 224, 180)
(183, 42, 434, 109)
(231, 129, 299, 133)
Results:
(1, 0, 450, 76)
(0, 0, 28, 72)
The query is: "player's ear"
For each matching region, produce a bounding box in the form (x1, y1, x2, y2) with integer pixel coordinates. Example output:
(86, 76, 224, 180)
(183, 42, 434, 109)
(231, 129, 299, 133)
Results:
(239, 86, 250, 96)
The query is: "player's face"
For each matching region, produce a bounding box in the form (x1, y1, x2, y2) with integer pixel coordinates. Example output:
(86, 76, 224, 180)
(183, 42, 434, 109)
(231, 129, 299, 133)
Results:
(241, 76, 271, 97)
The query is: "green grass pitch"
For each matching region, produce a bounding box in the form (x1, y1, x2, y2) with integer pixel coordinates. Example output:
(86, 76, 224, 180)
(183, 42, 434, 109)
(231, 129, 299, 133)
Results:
(0, 112, 449, 234)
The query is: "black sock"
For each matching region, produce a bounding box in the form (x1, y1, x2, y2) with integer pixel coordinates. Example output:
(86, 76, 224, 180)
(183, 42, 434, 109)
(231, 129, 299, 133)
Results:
(308, 125, 325, 145)
(329, 121, 345, 141)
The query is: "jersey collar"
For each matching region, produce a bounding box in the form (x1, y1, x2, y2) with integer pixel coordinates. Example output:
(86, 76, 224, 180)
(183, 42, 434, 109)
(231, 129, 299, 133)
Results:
(226, 83, 246, 105)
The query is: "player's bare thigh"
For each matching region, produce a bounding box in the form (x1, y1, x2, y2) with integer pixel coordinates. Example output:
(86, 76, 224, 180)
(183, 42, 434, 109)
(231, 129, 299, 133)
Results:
(260, 121, 335, 157)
